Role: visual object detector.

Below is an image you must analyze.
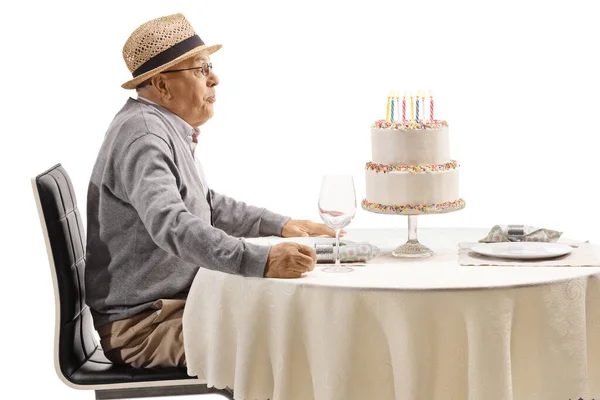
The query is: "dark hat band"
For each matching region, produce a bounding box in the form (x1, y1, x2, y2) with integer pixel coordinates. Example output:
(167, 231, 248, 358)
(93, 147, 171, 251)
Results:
(132, 34, 205, 78)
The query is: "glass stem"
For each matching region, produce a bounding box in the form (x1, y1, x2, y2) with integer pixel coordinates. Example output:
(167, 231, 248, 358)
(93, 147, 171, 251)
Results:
(408, 215, 418, 242)
(335, 229, 341, 265)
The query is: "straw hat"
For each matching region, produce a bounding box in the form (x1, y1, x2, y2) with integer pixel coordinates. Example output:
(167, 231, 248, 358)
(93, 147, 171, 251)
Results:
(121, 13, 221, 89)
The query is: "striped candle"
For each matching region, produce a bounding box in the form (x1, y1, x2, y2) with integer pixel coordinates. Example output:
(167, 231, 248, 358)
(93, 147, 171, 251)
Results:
(385, 96, 390, 122)
(390, 96, 395, 122)
(402, 95, 406, 121)
(430, 95, 434, 121)
(410, 94, 415, 122)
(420, 95, 425, 123)
(415, 95, 419, 122)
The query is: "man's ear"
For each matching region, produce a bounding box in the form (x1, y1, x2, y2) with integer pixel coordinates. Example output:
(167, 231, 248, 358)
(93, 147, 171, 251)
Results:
(152, 74, 171, 100)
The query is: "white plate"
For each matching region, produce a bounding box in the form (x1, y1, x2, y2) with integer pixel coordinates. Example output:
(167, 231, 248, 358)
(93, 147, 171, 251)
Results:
(471, 242, 573, 260)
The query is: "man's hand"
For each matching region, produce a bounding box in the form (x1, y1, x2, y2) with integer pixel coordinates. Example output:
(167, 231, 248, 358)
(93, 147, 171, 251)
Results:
(264, 243, 317, 278)
(281, 219, 345, 238)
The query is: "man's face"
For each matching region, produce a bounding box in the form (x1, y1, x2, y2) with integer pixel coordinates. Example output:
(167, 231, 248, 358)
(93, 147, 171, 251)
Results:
(161, 50, 219, 127)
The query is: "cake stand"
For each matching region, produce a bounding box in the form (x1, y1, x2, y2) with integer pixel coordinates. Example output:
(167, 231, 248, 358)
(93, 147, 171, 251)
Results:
(361, 199, 466, 258)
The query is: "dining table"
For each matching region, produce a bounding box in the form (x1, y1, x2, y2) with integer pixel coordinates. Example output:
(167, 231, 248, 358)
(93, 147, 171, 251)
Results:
(182, 227, 600, 400)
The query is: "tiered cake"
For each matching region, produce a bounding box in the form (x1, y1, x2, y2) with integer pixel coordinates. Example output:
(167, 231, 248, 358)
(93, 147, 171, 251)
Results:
(362, 119, 465, 214)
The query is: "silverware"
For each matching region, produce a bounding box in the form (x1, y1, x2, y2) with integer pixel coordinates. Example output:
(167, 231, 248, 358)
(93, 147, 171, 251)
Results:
(507, 225, 525, 242)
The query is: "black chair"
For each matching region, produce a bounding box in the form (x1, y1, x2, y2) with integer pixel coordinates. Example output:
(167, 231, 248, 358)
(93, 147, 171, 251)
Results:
(32, 163, 233, 400)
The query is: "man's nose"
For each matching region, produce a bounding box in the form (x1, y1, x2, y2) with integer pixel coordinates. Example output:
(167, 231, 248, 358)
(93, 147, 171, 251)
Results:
(207, 71, 219, 87)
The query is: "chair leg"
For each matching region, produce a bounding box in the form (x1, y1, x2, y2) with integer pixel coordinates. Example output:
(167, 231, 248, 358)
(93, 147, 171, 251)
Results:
(95, 384, 234, 399)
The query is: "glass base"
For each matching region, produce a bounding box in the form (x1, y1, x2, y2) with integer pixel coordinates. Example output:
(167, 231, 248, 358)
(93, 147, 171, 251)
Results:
(322, 265, 354, 273)
(392, 240, 434, 258)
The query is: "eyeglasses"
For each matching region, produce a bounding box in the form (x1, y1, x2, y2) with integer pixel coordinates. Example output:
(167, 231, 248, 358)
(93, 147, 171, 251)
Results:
(162, 62, 213, 77)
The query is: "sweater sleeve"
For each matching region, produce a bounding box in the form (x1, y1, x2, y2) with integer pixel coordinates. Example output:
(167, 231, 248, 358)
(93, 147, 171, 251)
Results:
(210, 189, 291, 238)
(119, 133, 269, 277)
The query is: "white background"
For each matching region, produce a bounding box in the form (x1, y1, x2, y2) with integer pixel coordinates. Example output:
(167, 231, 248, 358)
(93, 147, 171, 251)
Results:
(1, 0, 599, 398)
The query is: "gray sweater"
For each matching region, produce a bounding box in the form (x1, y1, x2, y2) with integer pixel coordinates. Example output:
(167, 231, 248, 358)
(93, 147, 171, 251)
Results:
(85, 98, 289, 328)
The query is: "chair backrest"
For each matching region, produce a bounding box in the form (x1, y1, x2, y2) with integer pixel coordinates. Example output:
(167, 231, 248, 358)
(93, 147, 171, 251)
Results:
(32, 164, 98, 380)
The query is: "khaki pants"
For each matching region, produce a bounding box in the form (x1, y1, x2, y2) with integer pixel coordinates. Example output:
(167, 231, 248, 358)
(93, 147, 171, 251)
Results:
(97, 299, 186, 368)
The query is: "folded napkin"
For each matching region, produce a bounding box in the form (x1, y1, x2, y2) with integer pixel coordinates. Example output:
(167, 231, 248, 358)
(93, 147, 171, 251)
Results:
(479, 224, 562, 243)
(315, 242, 380, 263)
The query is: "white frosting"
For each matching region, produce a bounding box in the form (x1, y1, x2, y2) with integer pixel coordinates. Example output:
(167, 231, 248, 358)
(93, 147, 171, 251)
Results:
(365, 168, 460, 205)
(371, 127, 450, 165)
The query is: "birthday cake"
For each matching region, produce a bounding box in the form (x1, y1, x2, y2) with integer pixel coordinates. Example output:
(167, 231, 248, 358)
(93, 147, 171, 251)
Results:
(362, 94, 465, 215)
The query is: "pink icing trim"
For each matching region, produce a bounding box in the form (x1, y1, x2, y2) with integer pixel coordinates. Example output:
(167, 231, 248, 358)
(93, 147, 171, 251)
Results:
(373, 119, 449, 130)
(361, 198, 466, 214)
(366, 160, 459, 173)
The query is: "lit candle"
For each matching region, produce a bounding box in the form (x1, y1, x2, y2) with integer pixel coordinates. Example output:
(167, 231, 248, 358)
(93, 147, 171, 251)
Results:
(385, 95, 390, 122)
(410, 93, 415, 122)
(390, 96, 395, 122)
(415, 92, 420, 122)
(429, 91, 434, 121)
(402, 93, 406, 122)
(420, 94, 425, 123)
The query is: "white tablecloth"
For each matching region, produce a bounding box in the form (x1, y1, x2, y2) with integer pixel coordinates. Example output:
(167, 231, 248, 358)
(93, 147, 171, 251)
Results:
(183, 228, 600, 400)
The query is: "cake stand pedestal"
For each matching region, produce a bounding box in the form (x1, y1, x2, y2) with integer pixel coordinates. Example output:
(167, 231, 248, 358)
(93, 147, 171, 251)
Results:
(393, 215, 433, 258)
(361, 198, 466, 258)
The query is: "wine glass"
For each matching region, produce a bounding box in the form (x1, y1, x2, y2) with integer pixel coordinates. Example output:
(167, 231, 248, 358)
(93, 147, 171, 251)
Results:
(318, 175, 357, 273)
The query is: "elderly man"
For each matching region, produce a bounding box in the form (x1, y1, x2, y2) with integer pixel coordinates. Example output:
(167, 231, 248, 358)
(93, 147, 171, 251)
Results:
(85, 13, 336, 369)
